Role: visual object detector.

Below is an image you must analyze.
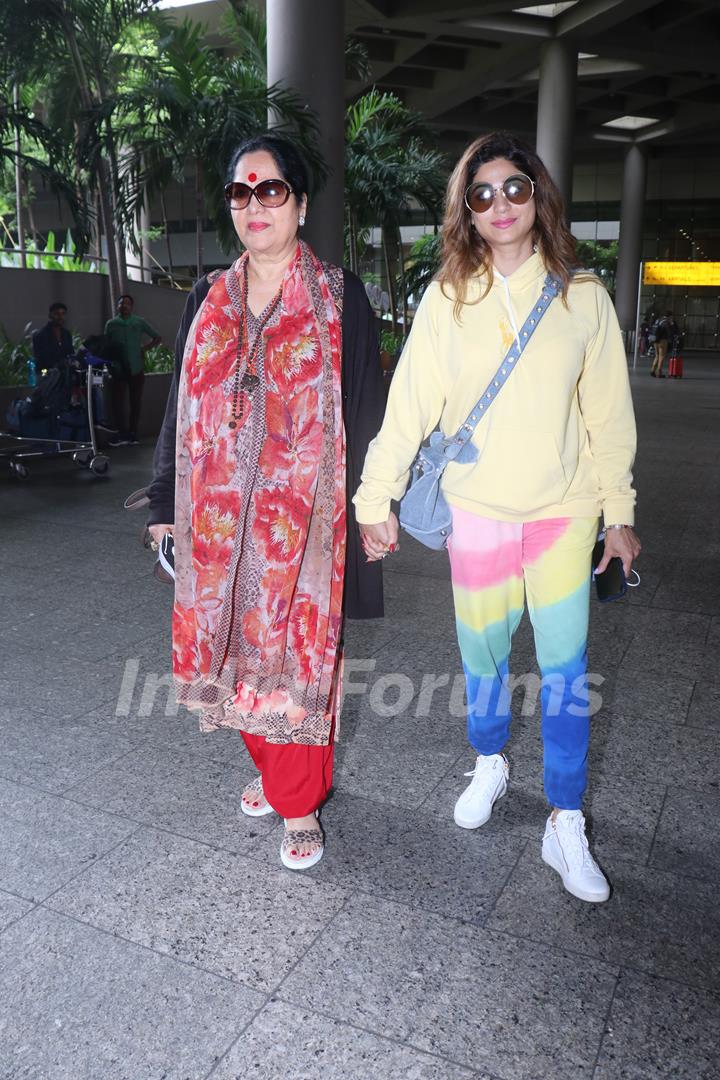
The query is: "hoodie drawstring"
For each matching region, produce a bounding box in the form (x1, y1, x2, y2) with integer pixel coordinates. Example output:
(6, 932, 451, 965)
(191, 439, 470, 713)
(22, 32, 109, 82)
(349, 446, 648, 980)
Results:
(498, 272, 522, 351)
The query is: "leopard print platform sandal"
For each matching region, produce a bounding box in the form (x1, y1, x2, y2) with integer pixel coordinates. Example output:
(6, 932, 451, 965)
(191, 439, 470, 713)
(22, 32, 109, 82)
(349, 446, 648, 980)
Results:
(280, 814, 324, 871)
(240, 775, 275, 818)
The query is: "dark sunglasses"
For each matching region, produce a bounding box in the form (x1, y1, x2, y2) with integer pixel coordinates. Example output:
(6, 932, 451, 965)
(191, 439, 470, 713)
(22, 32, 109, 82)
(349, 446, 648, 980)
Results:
(464, 173, 535, 214)
(223, 178, 293, 209)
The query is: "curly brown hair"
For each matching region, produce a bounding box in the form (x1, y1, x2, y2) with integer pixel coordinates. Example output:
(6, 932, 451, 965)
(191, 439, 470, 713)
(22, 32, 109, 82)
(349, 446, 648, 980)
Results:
(438, 132, 579, 317)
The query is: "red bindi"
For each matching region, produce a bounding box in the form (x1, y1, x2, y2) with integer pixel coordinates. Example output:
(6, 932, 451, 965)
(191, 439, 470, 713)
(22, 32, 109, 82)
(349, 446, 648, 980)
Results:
(247, 172, 257, 182)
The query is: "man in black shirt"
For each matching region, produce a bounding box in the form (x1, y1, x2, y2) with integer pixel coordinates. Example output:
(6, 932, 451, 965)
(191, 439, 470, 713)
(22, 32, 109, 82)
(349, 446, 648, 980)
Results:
(32, 302, 74, 372)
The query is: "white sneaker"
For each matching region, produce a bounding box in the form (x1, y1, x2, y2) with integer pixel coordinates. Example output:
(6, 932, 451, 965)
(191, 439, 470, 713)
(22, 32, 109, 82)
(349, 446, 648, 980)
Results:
(453, 753, 509, 829)
(542, 810, 610, 903)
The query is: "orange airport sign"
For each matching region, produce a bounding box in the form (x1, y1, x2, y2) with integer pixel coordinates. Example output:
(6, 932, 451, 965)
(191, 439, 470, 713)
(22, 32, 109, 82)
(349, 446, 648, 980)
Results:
(643, 262, 720, 286)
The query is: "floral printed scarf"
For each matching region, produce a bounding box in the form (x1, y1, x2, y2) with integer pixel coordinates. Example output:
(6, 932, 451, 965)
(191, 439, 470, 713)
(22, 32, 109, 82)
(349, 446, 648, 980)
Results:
(172, 241, 346, 745)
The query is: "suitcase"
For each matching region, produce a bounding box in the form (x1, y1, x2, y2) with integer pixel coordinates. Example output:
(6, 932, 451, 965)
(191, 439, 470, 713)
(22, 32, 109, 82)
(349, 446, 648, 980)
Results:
(668, 355, 684, 379)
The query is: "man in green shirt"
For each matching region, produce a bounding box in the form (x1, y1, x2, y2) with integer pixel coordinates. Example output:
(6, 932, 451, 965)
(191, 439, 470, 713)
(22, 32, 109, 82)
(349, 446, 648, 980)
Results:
(105, 293, 161, 446)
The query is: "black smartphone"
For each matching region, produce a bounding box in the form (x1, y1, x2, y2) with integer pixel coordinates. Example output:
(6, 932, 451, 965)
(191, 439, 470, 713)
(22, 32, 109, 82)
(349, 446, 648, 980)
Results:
(591, 538, 627, 602)
(155, 532, 175, 583)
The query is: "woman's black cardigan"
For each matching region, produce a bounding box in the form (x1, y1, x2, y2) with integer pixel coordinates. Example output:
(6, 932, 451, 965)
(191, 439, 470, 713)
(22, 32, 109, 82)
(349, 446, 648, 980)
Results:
(147, 268, 385, 620)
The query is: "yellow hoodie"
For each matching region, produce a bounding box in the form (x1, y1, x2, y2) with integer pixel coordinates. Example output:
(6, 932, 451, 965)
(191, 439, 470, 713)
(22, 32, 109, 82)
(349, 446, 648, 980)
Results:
(353, 252, 636, 527)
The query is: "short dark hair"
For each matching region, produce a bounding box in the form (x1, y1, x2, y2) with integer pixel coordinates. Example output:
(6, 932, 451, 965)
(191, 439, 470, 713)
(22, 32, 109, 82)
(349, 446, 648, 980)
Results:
(226, 133, 310, 202)
(118, 293, 134, 304)
(49, 302, 67, 313)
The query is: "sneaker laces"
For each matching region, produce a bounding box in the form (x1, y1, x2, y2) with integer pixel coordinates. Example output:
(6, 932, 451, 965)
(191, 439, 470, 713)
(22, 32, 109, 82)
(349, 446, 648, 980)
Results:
(463, 754, 504, 783)
(554, 812, 595, 871)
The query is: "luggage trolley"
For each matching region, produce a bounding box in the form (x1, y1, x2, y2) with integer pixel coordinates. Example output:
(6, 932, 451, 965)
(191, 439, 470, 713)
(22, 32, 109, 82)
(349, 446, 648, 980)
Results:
(0, 355, 111, 479)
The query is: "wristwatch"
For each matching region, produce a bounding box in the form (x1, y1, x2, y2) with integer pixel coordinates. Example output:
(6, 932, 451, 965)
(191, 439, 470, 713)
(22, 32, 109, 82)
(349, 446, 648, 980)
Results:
(606, 523, 629, 530)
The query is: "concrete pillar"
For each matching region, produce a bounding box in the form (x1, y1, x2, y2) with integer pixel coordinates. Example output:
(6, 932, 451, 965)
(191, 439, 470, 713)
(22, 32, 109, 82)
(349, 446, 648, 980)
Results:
(536, 40, 577, 212)
(615, 144, 647, 339)
(267, 0, 345, 264)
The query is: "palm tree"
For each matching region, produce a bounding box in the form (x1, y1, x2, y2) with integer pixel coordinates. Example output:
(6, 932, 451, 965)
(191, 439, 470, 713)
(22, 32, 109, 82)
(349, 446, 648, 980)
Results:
(1, 1, 324, 294)
(224, 1, 371, 83)
(344, 89, 446, 333)
(0, 74, 83, 259)
(0, 0, 163, 306)
(403, 232, 442, 308)
(126, 18, 324, 279)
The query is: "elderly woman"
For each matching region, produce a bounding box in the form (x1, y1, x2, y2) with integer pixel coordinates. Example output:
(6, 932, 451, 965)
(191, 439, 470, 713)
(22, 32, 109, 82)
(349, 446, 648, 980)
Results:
(147, 133, 384, 870)
(354, 132, 641, 903)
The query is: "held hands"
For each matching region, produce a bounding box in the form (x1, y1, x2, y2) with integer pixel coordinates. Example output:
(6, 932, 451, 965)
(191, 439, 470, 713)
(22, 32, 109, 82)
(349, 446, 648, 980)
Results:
(596, 526, 641, 578)
(359, 512, 399, 562)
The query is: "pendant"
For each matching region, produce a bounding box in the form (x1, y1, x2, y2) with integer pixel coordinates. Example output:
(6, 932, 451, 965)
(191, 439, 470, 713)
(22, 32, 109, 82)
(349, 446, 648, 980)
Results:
(240, 372, 259, 392)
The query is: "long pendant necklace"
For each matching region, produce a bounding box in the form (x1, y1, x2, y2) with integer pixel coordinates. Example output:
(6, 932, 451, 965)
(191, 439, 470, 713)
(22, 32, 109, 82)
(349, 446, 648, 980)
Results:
(229, 262, 283, 430)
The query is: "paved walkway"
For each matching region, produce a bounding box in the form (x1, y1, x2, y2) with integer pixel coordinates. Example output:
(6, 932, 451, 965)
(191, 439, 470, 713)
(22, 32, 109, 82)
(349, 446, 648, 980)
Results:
(1, 353, 718, 1079)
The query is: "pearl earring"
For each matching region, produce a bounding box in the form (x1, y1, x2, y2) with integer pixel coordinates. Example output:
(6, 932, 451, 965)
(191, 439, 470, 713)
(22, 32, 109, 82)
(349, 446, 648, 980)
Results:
(299, 214, 306, 226)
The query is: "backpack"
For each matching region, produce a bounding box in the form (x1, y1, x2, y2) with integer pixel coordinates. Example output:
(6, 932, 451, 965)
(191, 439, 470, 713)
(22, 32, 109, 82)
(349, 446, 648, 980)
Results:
(4, 397, 28, 432)
(28, 364, 73, 418)
(653, 318, 669, 343)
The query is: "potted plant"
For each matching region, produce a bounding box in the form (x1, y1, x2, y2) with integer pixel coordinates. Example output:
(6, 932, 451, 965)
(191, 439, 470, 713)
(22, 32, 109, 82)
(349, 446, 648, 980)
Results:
(379, 327, 402, 373)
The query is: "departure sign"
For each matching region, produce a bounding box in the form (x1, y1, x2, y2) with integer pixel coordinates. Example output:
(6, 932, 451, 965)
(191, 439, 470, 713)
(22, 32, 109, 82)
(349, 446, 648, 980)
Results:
(643, 262, 720, 286)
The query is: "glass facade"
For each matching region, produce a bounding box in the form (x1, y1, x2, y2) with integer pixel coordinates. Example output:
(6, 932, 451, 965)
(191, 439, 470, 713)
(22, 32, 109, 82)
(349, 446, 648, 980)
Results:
(573, 156, 720, 350)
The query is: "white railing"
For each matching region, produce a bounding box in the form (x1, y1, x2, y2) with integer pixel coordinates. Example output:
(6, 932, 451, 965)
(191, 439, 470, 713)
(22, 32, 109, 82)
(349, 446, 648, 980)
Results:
(0, 247, 186, 289)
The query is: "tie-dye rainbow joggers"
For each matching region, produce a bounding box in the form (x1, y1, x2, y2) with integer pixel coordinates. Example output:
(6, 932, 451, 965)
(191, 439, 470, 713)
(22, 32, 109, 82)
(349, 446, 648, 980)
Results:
(447, 508, 599, 810)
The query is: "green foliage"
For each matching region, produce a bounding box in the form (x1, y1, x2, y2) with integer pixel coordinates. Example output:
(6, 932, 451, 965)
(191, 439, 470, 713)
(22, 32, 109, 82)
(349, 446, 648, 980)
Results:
(345, 90, 446, 237)
(125, 17, 324, 259)
(0, 322, 33, 386)
(0, 0, 164, 261)
(0, 1, 318, 284)
(403, 233, 442, 305)
(223, 4, 370, 82)
(0, 229, 100, 271)
(143, 342, 174, 373)
(0, 91, 82, 238)
(223, 1, 267, 76)
(575, 240, 618, 292)
(379, 328, 402, 357)
(344, 88, 447, 332)
(1, 1, 438, 302)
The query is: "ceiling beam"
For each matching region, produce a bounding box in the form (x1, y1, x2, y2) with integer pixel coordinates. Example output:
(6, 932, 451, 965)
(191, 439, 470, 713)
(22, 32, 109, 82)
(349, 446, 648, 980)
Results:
(386, 0, 525, 17)
(349, 0, 395, 19)
(557, 0, 659, 37)
(588, 32, 720, 76)
(453, 14, 553, 39)
(404, 42, 541, 116)
(634, 101, 720, 142)
(349, 37, 434, 94)
(343, 0, 720, 152)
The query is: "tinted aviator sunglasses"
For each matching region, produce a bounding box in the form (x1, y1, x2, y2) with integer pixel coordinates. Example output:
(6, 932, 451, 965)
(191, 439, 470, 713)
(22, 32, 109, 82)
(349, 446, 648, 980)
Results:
(464, 173, 535, 214)
(223, 178, 293, 209)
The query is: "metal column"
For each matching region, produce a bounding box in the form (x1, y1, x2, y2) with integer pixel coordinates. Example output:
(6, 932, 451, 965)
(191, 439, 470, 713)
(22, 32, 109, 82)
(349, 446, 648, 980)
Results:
(536, 39, 577, 213)
(615, 144, 648, 342)
(267, 0, 345, 264)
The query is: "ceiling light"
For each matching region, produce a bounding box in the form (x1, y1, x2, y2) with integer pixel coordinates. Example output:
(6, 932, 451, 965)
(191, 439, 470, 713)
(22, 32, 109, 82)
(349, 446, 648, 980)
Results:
(602, 115, 659, 130)
(514, 2, 579, 16)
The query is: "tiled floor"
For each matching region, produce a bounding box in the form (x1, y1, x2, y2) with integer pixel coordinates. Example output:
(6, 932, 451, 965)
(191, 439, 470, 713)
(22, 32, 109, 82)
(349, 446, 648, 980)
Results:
(1, 354, 718, 1079)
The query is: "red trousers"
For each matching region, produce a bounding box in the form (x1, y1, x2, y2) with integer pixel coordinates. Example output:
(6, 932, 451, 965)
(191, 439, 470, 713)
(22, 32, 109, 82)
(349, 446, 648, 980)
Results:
(240, 731, 334, 817)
